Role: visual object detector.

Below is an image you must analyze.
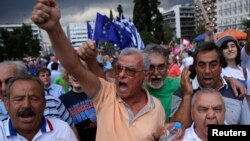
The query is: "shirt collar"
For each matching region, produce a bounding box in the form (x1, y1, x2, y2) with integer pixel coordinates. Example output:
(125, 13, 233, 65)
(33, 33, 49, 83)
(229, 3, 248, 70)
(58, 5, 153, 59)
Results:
(188, 123, 202, 141)
(192, 76, 228, 90)
(6, 116, 53, 137)
(116, 88, 155, 109)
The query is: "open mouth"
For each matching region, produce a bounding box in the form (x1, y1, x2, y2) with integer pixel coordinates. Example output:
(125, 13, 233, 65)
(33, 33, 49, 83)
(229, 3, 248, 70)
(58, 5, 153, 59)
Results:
(204, 77, 212, 82)
(118, 81, 128, 91)
(19, 115, 35, 123)
(150, 77, 163, 85)
(151, 77, 162, 82)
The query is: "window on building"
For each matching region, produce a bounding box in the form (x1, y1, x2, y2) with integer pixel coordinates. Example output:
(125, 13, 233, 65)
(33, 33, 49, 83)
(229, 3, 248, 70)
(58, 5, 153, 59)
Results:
(239, 1, 243, 13)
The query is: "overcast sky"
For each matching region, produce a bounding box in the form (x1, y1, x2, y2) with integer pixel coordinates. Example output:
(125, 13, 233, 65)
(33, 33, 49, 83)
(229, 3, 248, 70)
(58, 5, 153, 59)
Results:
(0, 0, 194, 25)
(0, 0, 193, 42)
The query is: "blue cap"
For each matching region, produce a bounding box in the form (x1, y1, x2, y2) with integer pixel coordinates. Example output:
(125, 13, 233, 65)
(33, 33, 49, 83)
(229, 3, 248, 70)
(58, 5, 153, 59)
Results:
(215, 35, 237, 48)
(174, 122, 181, 129)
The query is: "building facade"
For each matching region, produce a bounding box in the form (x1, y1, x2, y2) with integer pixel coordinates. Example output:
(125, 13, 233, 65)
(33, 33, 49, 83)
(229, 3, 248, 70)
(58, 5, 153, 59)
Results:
(195, 0, 217, 31)
(216, 0, 250, 32)
(162, 4, 195, 40)
(66, 22, 95, 48)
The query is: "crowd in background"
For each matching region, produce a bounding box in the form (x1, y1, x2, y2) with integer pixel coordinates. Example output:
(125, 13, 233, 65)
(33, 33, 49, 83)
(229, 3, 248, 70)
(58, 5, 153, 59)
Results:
(0, 0, 250, 141)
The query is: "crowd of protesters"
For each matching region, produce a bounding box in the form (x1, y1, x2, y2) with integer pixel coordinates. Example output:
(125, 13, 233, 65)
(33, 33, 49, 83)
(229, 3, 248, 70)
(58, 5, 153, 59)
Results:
(0, 0, 250, 141)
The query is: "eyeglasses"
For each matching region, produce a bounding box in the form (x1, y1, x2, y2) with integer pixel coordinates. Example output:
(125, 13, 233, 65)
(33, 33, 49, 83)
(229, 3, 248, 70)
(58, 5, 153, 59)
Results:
(149, 64, 166, 73)
(114, 64, 144, 77)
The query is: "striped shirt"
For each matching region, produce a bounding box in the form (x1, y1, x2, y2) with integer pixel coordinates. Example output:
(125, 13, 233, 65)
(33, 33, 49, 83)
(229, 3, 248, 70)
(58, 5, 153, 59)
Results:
(44, 95, 74, 127)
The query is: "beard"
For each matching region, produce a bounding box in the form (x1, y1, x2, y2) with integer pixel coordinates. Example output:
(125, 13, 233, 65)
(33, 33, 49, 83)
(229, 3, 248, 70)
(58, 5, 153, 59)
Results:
(147, 76, 164, 89)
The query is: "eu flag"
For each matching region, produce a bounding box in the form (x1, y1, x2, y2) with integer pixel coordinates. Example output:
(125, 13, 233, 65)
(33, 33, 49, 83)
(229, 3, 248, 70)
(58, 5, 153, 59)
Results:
(112, 22, 134, 49)
(87, 21, 94, 39)
(94, 13, 112, 44)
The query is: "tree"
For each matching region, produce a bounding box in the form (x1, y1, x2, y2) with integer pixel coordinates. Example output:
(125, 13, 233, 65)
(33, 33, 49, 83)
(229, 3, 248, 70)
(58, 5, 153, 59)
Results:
(0, 24, 41, 61)
(162, 23, 174, 44)
(242, 19, 250, 30)
(117, 4, 123, 18)
(99, 41, 116, 56)
(110, 9, 114, 21)
(195, 24, 205, 35)
(133, 0, 164, 44)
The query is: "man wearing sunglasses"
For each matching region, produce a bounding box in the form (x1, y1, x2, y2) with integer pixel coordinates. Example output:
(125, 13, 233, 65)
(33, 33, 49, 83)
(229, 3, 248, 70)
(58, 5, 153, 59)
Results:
(143, 44, 180, 122)
(31, 0, 174, 140)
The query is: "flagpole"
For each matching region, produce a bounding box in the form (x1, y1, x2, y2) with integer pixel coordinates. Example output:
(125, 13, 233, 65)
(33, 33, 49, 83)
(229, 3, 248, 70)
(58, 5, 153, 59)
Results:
(197, 0, 215, 42)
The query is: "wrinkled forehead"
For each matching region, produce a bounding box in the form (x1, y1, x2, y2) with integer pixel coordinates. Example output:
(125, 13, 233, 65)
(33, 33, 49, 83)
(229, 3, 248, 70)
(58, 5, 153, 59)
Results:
(196, 50, 220, 63)
(9, 79, 44, 96)
(118, 54, 143, 67)
(195, 93, 224, 106)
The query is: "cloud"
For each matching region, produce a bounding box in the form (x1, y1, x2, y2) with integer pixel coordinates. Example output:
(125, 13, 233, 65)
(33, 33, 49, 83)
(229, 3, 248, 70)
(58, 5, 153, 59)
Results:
(0, 0, 194, 43)
(60, 7, 119, 26)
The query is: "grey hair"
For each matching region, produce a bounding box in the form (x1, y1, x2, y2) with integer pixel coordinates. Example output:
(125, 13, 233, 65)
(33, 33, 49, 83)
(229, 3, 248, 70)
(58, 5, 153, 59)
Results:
(191, 88, 225, 108)
(5, 75, 45, 99)
(144, 43, 169, 61)
(119, 48, 150, 71)
(0, 61, 29, 76)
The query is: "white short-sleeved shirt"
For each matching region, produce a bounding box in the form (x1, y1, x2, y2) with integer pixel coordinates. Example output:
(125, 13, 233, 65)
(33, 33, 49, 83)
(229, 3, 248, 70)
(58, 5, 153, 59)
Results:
(0, 117, 77, 141)
(182, 123, 202, 141)
(222, 66, 250, 96)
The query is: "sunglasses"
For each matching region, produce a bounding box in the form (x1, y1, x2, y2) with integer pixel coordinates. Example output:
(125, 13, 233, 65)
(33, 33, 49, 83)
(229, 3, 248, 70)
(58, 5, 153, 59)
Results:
(114, 64, 144, 77)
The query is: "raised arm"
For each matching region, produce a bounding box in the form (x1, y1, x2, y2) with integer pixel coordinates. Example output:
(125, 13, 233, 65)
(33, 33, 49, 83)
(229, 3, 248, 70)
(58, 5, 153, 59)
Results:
(204, 21, 214, 42)
(170, 67, 193, 128)
(224, 76, 247, 97)
(77, 41, 105, 79)
(31, 0, 100, 98)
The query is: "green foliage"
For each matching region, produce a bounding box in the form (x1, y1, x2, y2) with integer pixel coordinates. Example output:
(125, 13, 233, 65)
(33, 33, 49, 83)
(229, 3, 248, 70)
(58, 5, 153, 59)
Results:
(0, 24, 41, 61)
(140, 31, 157, 46)
(162, 23, 174, 44)
(195, 24, 205, 35)
(133, 0, 164, 44)
(242, 19, 250, 30)
(98, 41, 117, 55)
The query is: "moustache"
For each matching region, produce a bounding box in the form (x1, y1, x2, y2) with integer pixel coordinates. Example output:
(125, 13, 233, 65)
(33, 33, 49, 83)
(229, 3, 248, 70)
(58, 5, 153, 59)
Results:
(17, 108, 35, 118)
(150, 75, 162, 79)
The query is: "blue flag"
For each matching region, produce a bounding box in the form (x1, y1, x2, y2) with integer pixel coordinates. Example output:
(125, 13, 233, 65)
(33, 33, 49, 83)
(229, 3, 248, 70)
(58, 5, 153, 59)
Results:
(87, 21, 94, 39)
(107, 23, 122, 47)
(93, 13, 143, 50)
(112, 22, 134, 49)
(94, 13, 112, 44)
